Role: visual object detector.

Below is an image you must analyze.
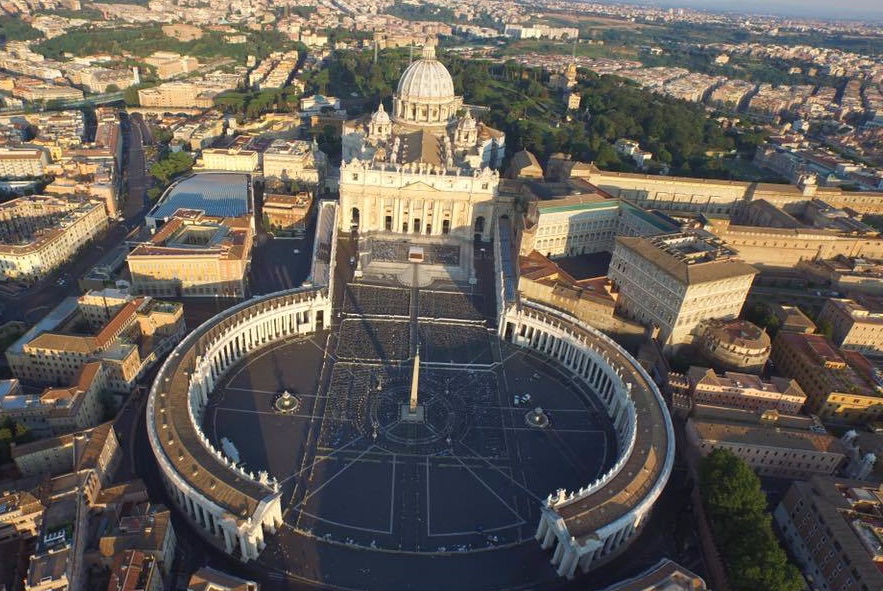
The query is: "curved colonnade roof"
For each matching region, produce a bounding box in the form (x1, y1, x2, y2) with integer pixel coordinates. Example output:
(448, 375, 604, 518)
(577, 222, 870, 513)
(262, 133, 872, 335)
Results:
(149, 288, 324, 520)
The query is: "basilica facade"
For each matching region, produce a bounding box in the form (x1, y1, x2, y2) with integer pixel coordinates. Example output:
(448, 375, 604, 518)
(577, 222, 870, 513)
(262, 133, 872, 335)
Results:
(339, 45, 507, 242)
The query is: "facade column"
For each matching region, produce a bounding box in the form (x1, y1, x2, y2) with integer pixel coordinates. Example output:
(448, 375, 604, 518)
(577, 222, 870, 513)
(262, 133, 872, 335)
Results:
(535, 515, 548, 541)
(223, 527, 234, 553)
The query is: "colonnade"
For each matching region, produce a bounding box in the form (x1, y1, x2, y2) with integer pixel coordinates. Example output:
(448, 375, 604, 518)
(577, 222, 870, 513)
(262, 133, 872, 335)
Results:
(148, 287, 332, 563)
(499, 303, 674, 580)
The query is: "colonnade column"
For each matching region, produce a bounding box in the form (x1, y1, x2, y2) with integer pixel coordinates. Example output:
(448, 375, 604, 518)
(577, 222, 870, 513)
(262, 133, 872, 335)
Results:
(557, 548, 579, 579)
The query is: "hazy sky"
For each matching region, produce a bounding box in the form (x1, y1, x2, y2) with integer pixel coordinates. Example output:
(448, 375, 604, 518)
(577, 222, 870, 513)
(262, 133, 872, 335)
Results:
(636, 0, 883, 21)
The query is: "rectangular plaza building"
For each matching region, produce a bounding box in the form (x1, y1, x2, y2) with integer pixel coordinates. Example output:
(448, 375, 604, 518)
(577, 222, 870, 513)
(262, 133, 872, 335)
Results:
(128, 209, 253, 299)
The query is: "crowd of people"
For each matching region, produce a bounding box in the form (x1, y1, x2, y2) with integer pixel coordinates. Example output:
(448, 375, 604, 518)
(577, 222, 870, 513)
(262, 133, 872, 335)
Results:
(336, 319, 410, 361)
(418, 323, 495, 365)
(344, 284, 411, 317)
(418, 290, 485, 321)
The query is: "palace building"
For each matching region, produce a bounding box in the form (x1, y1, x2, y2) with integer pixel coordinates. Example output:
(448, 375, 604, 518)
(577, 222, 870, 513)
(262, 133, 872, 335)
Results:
(339, 44, 506, 243)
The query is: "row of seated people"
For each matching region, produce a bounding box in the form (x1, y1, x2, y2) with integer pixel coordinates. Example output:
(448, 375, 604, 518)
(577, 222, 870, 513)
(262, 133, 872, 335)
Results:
(344, 284, 411, 317)
(418, 290, 484, 321)
(417, 323, 494, 365)
(336, 319, 410, 361)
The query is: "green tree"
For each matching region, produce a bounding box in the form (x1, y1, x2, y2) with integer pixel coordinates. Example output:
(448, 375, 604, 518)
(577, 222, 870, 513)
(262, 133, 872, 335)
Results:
(699, 449, 803, 591)
(150, 151, 193, 184)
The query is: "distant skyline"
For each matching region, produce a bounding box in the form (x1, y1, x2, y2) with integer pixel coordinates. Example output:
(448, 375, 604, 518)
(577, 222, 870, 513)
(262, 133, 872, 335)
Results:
(617, 0, 883, 21)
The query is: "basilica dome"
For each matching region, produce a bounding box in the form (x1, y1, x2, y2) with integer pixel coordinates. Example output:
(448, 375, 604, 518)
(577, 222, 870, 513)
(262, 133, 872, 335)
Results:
(396, 45, 455, 101)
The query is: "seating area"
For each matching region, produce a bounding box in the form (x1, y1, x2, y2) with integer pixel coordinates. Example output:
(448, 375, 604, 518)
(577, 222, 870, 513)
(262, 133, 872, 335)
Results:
(344, 285, 411, 317)
(418, 323, 495, 365)
(336, 319, 410, 361)
(418, 290, 485, 321)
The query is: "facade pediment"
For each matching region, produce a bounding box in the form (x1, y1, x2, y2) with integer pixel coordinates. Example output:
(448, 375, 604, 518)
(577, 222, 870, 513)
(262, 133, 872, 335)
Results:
(400, 181, 442, 193)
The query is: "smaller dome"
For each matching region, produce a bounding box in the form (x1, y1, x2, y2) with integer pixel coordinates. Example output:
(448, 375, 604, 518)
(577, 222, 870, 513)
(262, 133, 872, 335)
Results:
(458, 111, 476, 130)
(372, 103, 390, 124)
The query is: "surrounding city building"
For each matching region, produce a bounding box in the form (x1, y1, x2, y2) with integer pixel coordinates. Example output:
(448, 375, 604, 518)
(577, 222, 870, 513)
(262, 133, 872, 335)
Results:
(109, 551, 163, 591)
(772, 304, 818, 334)
(775, 476, 883, 591)
(262, 193, 313, 233)
(188, 568, 259, 591)
(0, 361, 107, 436)
(670, 366, 806, 414)
(146, 173, 251, 229)
(608, 232, 757, 348)
(200, 146, 259, 173)
(599, 559, 707, 591)
(261, 139, 327, 186)
(128, 209, 254, 298)
(517, 250, 645, 337)
(0, 490, 44, 542)
(137, 82, 218, 109)
(771, 332, 883, 423)
(0, 196, 108, 282)
(517, 180, 677, 258)
(6, 290, 185, 393)
(817, 297, 883, 356)
(686, 404, 846, 479)
(0, 148, 49, 177)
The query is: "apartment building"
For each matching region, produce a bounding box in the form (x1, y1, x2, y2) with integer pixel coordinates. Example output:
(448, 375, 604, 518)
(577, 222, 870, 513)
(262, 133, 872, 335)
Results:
(262, 193, 312, 232)
(261, 139, 326, 186)
(200, 147, 259, 173)
(0, 148, 49, 177)
(107, 551, 163, 591)
(6, 291, 185, 393)
(12, 421, 120, 486)
(92, 503, 176, 576)
(0, 196, 108, 282)
(775, 477, 883, 591)
(0, 491, 44, 542)
(670, 366, 806, 414)
(817, 297, 883, 356)
(608, 232, 757, 348)
(771, 332, 883, 424)
(128, 210, 253, 299)
(0, 361, 107, 436)
(137, 83, 216, 109)
(686, 405, 846, 479)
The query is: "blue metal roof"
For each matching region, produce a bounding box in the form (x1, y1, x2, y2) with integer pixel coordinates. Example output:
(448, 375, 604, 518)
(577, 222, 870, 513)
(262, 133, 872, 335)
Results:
(148, 173, 250, 223)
